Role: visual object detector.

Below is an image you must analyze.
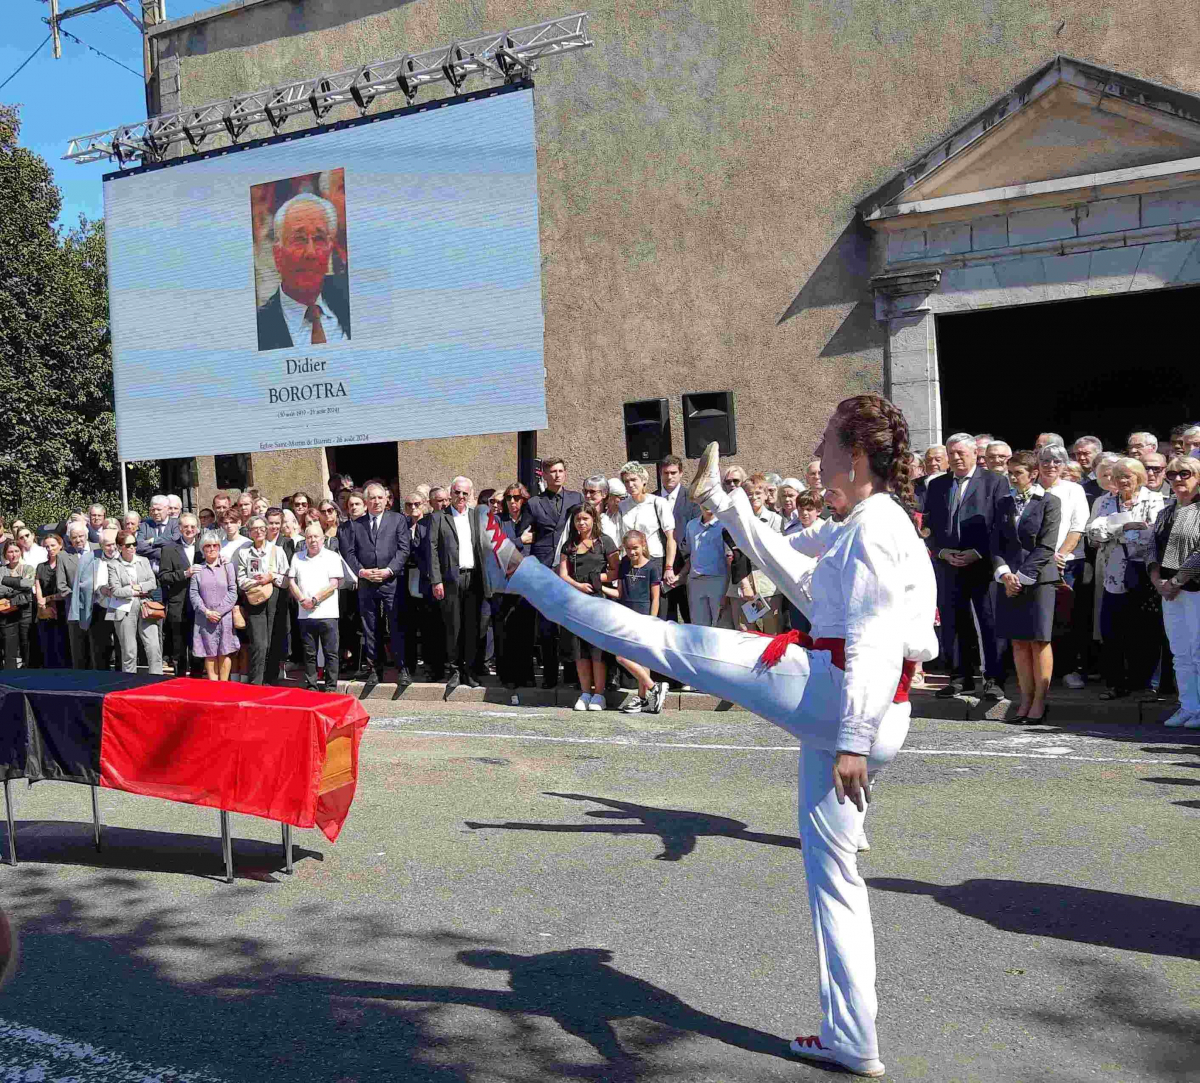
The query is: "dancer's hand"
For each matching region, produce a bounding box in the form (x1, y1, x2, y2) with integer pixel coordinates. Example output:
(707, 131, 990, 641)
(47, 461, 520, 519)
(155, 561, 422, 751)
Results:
(833, 752, 870, 812)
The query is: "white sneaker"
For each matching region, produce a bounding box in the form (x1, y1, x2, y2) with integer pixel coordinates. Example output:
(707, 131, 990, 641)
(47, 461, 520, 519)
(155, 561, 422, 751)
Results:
(573, 694, 589, 711)
(686, 441, 728, 512)
(790, 1036, 884, 1077)
(1163, 708, 1190, 727)
(1063, 672, 1086, 689)
(1183, 713, 1200, 729)
(587, 693, 605, 711)
(619, 696, 645, 714)
(856, 831, 871, 853)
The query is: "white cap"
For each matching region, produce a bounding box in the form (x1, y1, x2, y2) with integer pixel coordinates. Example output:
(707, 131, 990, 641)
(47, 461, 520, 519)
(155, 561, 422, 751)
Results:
(607, 477, 627, 498)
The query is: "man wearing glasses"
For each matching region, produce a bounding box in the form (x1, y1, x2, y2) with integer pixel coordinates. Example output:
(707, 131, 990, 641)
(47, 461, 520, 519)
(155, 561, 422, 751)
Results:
(341, 482, 411, 699)
(1141, 452, 1170, 497)
(14, 528, 47, 569)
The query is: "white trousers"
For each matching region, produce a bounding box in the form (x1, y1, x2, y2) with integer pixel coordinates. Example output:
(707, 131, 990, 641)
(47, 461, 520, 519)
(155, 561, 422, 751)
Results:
(508, 556, 909, 1060)
(1162, 590, 1200, 715)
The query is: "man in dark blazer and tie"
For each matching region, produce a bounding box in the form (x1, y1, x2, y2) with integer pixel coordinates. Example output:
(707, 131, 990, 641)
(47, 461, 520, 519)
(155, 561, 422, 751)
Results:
(924, 432, 1008, 699)
(425, 477, 492, 699)
(342, 482, 411, 699)
(518, 457, 582, 688)
(157, 513, 204, 677)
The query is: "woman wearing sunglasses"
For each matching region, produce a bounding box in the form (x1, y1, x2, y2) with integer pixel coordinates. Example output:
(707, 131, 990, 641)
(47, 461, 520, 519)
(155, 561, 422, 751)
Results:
(1150, 457, 1200, 727)
(96, 531, 163, 674)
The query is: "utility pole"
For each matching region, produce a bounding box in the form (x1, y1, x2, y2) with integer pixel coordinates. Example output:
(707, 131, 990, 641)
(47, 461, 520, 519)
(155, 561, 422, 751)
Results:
(49, 0, 61, 58)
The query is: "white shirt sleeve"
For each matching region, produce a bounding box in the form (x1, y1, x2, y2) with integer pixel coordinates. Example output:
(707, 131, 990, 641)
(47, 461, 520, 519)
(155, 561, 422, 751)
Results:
(787, 516, 842, 558)
(837, 527, 906, 755)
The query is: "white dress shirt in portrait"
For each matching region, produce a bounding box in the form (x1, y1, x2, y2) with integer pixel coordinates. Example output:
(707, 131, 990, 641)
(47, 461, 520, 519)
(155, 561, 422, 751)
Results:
(279, 288, 348, 346)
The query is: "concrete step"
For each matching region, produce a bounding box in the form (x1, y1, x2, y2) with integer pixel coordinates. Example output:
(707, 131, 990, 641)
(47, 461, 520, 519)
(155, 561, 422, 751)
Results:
(295, 671, 1184, 725)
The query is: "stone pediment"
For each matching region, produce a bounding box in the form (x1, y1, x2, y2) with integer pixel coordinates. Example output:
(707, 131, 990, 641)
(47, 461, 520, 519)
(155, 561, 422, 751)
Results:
(860, 56, 1200, 222)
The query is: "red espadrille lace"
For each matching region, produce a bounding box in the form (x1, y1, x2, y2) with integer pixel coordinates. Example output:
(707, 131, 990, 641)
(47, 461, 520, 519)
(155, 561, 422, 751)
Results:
(792, 1036, 825, 1049)
(485, 509, 506, 555)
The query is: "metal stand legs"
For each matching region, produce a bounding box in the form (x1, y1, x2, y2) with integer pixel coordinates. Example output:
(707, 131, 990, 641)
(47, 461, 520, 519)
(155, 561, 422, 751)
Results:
(220, 810, 233, 883)
(281, 823, 293, 874)
(90, 786, 102, 852)
(3, 780, 14, 866)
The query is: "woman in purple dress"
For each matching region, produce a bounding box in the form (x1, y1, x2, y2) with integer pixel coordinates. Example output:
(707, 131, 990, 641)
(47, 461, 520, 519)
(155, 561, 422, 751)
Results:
(189, 530, 240, 681)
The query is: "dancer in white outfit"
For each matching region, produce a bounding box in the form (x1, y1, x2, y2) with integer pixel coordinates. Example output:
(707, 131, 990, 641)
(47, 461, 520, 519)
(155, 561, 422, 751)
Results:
(485, 395, 937, 1077)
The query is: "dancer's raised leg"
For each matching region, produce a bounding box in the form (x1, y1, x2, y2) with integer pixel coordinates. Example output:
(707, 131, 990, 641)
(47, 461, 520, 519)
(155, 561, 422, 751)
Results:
(506, 556, 841, 743)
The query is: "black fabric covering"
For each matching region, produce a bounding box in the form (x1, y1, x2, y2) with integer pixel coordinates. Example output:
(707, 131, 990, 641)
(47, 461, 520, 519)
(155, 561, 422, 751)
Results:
(0, 670, 171, 785)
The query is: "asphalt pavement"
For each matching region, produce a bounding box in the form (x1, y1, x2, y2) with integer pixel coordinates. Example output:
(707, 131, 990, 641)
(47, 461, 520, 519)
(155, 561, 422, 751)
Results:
(0, 702, 1196, 1082)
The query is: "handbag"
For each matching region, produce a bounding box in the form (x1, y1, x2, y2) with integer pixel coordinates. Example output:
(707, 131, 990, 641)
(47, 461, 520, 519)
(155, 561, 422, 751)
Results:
(244, 581, 274, 606)
(37, 602, 56, 621)
(232, 604, 246, 630)
(0, 598, 15, 616)
(1120, 543, 1149, 593)
(140, 599, 166, 621)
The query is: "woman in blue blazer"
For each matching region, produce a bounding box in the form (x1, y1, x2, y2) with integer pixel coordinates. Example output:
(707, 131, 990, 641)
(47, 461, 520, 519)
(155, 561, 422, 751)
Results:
(991, 450, 1062, 722)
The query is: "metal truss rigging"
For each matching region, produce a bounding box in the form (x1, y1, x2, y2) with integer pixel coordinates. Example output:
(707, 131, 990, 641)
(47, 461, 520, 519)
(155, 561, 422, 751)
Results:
(63, 11, 592, 166)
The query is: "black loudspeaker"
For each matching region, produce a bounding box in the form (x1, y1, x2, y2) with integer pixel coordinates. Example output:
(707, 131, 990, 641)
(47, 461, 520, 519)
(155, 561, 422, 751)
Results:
(682, 391, 737, 458)
(623, 398, 672, 463)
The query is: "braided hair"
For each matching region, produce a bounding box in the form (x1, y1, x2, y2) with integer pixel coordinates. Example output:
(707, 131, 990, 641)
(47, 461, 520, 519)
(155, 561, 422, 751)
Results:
(833, 393, 921, 533)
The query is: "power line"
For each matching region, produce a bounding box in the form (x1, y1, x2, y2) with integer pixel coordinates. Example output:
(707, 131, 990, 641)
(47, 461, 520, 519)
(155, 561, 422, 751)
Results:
(58, 26, 141, 79)
(0, 33, 51, 93)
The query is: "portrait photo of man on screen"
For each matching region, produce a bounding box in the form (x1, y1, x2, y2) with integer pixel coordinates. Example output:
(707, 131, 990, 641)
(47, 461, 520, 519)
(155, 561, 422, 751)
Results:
(251, 168, 351, 352)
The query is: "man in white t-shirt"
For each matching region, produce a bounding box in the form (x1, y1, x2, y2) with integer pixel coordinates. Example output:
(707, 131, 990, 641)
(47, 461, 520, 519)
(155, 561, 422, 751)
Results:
(618, 461, 676, 579)
(288, 523, 343, 692)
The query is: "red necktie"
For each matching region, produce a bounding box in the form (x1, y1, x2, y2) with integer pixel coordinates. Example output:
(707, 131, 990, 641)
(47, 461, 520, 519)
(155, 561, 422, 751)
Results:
(306, 304, 327, 345)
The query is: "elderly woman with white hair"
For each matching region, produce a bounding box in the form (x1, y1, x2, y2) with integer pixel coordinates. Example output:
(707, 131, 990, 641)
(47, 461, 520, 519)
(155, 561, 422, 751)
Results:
(189, 529, 240, 681)
(1087, 457, 1166, 699)
(617, 462, 677, 584)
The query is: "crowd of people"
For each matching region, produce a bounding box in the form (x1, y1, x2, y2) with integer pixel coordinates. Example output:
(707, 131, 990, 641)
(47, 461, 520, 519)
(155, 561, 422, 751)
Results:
(0, 425, 1197, 725)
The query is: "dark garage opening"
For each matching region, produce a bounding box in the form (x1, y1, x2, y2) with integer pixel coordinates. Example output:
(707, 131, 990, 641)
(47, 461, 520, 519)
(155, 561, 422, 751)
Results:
(325, 441, 399, 489)
(936, 287, 1199, 452)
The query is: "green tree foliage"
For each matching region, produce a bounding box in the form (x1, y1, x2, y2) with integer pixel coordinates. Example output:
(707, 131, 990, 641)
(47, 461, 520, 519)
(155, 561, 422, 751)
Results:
(0, 103, 157, 527)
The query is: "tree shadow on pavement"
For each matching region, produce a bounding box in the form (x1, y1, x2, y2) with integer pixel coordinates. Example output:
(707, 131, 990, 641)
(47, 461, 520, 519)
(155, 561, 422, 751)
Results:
(0, 869, 797, 1082)
(1015, 954, 1197, 1083)
(868, 877, 1199, 960)
(465, 792, 802, 862)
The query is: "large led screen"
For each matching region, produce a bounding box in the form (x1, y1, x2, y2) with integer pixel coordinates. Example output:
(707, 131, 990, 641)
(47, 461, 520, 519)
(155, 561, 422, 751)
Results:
(103, 86, 546, 461)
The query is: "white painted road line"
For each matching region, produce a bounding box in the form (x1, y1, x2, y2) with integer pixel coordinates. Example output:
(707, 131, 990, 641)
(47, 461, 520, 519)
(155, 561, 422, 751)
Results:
(0, 1018, 227, 1083)
(388, 728, 1189, 766)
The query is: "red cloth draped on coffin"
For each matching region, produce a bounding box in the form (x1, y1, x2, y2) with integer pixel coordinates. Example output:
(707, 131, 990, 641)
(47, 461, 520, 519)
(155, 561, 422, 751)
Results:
(99, 678, 369, 841)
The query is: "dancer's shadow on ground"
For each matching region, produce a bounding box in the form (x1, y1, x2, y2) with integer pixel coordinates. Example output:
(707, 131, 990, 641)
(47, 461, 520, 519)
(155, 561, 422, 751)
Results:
(869, 877, 1200, 960)
(466, 792, 801, 861)
(306, 947, 795, 1074)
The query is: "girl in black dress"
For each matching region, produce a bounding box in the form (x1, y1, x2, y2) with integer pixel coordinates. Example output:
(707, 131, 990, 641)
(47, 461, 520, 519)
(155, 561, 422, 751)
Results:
(557, 506, 618, 710)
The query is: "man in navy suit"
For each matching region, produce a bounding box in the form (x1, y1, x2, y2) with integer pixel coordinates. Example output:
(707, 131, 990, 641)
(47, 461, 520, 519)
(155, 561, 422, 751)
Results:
(924, 432, 1008, 699)
(518, 457, 582, 688)
(256, 193, 352, 351)
(425, 477, 492, 699)
(342, 482, 410, 700)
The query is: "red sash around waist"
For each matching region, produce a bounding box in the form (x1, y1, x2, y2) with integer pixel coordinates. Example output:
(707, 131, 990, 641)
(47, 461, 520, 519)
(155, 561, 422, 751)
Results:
(750, 630, 916, 704)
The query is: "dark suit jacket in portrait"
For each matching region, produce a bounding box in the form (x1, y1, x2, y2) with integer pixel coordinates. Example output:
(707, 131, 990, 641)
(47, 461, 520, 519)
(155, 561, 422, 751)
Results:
(924, 468, 1007, 562)
(256, 274, 352, 352)
(424, 508, 493, 599)
(342, 509, 409, 593)
(520, 488, 582, 567)
(992, 491, 1062, 585)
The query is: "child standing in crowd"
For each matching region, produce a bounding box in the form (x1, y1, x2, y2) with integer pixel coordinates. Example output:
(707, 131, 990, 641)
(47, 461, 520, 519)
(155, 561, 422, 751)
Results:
(608, 530, 667, 714)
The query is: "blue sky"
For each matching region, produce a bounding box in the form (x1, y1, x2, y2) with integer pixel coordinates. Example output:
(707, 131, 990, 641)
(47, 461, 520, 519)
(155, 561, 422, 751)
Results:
(3, 1, 215, 228)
